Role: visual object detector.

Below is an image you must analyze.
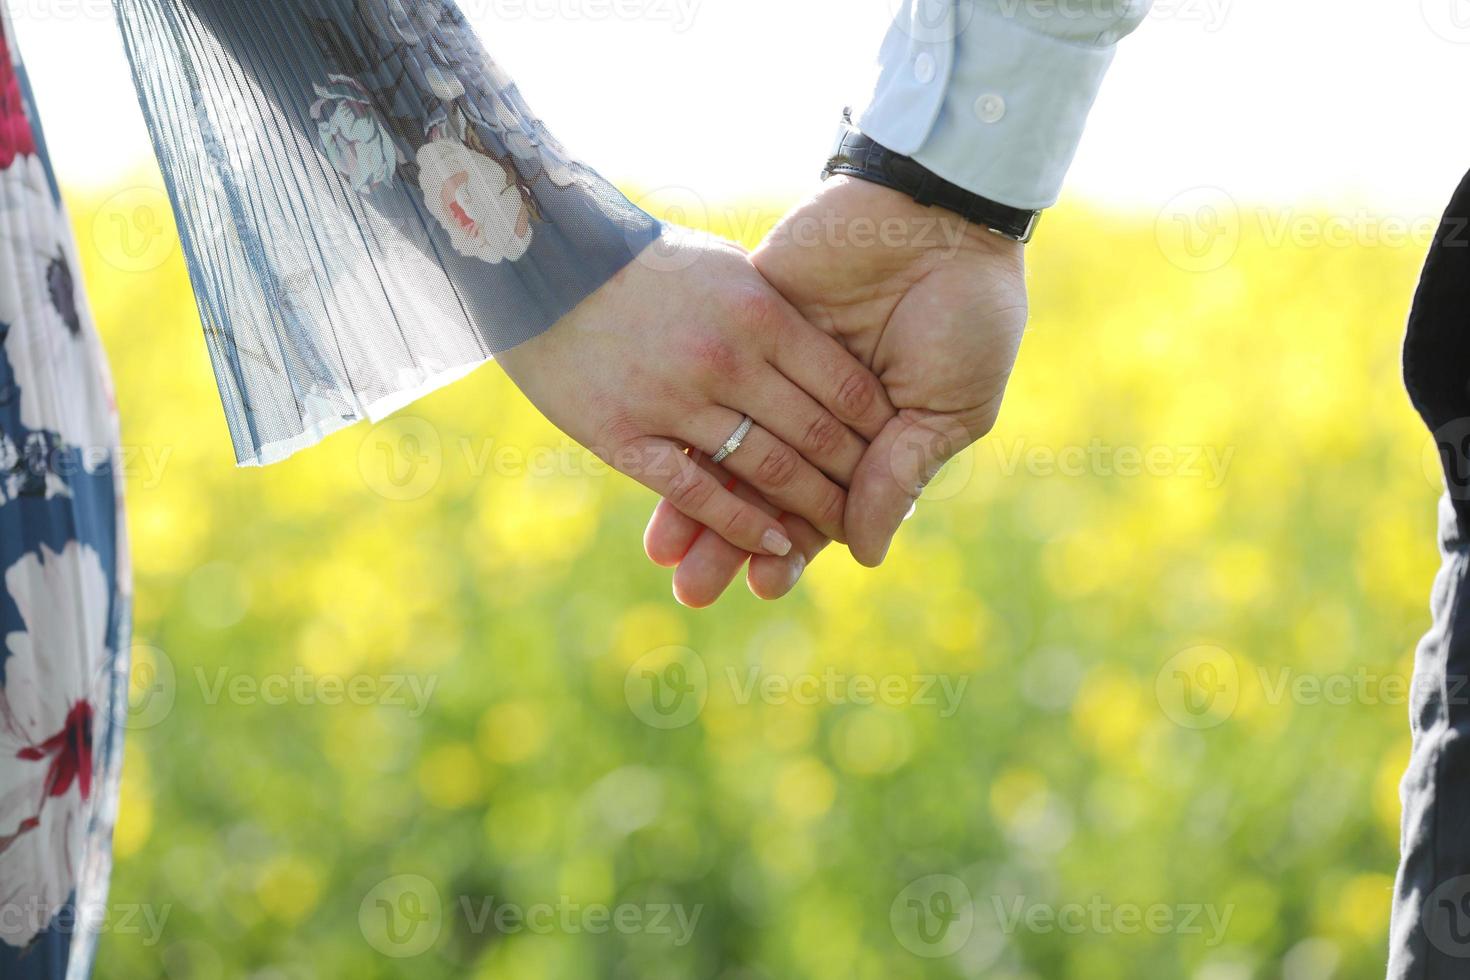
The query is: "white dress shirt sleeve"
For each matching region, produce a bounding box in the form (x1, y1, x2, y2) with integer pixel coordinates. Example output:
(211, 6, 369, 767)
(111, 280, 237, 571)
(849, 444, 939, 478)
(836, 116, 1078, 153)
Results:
(853, 0, 1152, 210)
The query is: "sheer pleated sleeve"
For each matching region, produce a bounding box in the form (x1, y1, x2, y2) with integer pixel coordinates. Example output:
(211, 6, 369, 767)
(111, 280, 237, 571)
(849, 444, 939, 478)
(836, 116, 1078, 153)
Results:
(112, 0, 661, 465)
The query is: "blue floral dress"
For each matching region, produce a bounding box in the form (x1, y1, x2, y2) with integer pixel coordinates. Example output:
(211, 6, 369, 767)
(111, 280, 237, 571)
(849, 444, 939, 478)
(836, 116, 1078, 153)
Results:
(0, 1, 659, 975)
(0, 8, 131, 977)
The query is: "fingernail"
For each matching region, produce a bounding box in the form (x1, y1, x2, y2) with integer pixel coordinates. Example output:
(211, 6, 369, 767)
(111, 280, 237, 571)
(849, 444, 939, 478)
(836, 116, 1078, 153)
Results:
(783, 554, 808, 589)
(762, 528, 793, 556)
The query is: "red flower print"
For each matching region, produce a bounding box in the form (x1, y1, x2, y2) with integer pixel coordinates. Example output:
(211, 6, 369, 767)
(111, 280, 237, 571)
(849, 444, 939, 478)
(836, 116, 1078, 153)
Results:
(0, 543, 111, 947)
(16, 701, 95, 806)
(0, 26, 38, 170)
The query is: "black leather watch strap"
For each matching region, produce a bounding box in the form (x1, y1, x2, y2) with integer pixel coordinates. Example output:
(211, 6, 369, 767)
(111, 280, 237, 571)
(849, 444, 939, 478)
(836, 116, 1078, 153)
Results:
(822, 115, 1040, 244)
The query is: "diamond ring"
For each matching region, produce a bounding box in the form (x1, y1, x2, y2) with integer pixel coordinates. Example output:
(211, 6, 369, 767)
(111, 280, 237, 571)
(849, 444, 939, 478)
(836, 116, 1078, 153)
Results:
(710, 416, 754, 464)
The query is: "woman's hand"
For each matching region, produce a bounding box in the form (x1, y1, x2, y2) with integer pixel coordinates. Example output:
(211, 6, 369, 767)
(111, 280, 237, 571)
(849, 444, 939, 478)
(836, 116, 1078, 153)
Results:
(644, 179, 1029, 604)
(496, 228, 896, 557)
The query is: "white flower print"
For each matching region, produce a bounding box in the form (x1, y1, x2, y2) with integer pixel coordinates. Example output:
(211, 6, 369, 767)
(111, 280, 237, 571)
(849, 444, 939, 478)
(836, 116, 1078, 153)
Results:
(0, 542, 112, 948)
(417, 140, 532, 264)
(0, 154, 115, 468)
(310, 74, 398, 194)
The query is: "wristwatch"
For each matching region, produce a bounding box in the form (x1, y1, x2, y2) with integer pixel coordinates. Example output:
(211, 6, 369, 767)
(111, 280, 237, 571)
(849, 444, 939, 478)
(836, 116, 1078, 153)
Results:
(821, 111, 1041, 244)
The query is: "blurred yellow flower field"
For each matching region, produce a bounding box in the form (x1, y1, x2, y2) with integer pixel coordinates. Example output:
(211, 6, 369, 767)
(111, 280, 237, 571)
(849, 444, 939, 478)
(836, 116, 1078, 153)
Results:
(76, 174, 1441, 978)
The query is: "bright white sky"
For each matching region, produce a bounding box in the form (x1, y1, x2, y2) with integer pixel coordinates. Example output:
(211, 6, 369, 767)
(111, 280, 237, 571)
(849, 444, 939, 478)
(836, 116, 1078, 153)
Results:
(9, 0, 1470, 217)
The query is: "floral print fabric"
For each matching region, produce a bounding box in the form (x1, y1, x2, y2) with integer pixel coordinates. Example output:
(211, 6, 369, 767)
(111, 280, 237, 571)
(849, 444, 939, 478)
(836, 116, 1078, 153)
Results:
(0, 9, 131, 979)
(114, 0, 661, 465)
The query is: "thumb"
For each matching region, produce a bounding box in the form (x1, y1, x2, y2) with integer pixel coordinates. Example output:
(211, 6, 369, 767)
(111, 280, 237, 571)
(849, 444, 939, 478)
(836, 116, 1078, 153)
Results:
(845, 411, 975, 566)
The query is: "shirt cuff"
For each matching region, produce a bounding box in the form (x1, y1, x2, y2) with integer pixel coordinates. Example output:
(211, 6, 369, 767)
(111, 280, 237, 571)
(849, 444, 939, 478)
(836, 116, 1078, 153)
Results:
(855, 8, 1120, 211)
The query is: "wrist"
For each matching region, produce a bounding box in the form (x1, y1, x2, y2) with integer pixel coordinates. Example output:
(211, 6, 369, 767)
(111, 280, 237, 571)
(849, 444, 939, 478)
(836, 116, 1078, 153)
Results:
(822, 117, 1041, 244)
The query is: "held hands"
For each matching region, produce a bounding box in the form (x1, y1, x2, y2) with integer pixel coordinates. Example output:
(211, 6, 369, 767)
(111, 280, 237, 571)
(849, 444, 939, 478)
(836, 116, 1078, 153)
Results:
(496, 227, 896, 559)
(643, 178, 1029, 604)
(501, 179, 1028, 604)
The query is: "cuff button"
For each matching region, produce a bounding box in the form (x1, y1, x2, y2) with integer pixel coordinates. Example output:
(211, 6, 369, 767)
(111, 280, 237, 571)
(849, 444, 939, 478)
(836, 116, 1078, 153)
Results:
(975, 94, 1007, 124)
(913, 52, 937, 84)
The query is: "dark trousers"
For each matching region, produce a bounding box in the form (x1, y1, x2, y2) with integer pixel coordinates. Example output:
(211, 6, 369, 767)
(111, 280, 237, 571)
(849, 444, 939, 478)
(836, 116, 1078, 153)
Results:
(1389, 168, 1470, 978)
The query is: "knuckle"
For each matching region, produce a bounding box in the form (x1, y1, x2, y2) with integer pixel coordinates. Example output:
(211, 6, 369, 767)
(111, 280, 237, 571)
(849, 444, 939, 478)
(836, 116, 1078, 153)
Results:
(835, 370, 880, 421)
(803, 412, 846, 458)
(720, 507, 754, 544)
(667, 463, 713, 511)
(755, 443, 800, 489)
(678, 331, 746, 387)
(725, 282, 782, 335)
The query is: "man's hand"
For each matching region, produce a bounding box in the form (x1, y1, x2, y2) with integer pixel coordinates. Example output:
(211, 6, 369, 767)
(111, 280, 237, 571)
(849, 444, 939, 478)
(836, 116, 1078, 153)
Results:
(497, 226, 895, 559)
(644, 177, 1028, 604)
